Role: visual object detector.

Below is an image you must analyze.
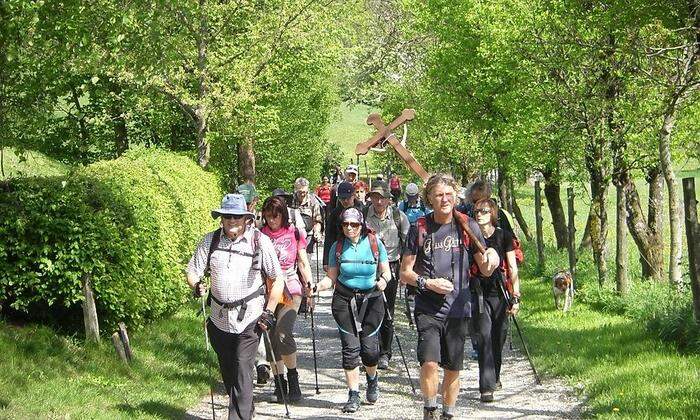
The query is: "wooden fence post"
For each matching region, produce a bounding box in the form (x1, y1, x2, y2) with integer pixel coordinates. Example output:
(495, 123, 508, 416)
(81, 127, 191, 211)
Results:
(111, 332, 129, 364)
(682, 177, 700, 324)
(82, 273, 100, 343)
(534, 180, 545, 269)
(567, 187, 577, 290)
(118, 322, 133, 362)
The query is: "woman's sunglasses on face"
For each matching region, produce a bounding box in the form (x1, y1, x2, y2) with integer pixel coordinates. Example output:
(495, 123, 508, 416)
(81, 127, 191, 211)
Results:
(342, 222, 361, 229)
(475, 208, 491, 215)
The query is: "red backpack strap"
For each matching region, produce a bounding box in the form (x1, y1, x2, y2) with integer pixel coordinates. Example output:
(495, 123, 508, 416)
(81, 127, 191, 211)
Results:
(368, 232, 380, 264)
(335, 238, 344, 266)
(416, 216, 428, 249)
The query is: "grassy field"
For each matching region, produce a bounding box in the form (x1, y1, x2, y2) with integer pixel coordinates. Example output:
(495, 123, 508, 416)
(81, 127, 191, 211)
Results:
(326, 102, 379, 172)
(0, 304, 210, 419)
(1, 147, 69, 179)
(512, 180, 700, 418)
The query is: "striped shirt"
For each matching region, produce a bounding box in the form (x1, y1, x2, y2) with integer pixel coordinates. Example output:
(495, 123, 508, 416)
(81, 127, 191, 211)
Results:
(187, 227, 283, 334)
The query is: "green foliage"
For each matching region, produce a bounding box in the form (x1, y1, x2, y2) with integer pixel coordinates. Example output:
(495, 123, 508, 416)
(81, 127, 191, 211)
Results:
(0, 148, 221, 331)
(0, 304, 212, 419)
(0, 148, 69, 179)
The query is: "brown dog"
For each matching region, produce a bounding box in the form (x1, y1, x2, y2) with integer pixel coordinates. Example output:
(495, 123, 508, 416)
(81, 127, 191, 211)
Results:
(552, 270, 574, 312)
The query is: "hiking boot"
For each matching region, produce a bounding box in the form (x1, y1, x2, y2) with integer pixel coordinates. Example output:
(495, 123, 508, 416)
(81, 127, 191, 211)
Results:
(377, 355, 390, 370)
(286, 370, 302, 403)
(256, 364, 270, 386)
(480, 391, 494, 402)
(366, 373, 379, 404)
(342, 390, 361, 413)
(273, 374, 288, 404)
(440, 412, 454, 420)
(495, 380, 502, 391)
(423, 406, 440, 420)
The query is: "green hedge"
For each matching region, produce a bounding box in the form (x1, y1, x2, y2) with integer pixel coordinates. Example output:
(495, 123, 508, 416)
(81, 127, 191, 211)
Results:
(0, 148, 221, 331)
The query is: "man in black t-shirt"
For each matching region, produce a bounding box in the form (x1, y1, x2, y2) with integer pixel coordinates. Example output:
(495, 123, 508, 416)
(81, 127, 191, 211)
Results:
(400, 174, 500, 420)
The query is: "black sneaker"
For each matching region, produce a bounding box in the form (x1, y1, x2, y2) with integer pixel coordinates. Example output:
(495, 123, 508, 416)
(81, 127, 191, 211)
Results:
(256, 364, 270, 386)
(423, 407, 440, 420)
(480, 391, 494, 402)
(342, 390, 361, 413)
(377, 355, 390, 370)
(366, 373, 379, 404)
(495, 380, 502, 391)
(440, 412, 454, 420)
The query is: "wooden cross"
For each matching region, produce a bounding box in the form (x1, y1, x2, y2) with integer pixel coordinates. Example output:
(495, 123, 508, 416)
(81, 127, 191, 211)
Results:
(355, 109, 429, 181)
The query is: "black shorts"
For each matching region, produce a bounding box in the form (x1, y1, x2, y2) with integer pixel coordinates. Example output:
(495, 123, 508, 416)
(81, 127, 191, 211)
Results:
(415, 312, 469, 371)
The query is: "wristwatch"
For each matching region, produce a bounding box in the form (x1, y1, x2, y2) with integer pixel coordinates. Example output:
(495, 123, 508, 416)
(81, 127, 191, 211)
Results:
(416, 276, 428, 292)
(511, 295, 521, 305)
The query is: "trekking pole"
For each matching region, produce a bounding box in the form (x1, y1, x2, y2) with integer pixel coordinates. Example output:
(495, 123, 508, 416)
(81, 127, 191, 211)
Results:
(497, 280, 541, 385)
(382, 292, 417, 396)
(263, 329, 291, 417)
(403, 284, 414, 329)
(200, 296, 216, 420)
(310, 241, 320, 394)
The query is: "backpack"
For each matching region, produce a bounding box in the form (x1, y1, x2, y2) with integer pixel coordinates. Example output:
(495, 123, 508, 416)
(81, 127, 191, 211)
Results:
(362, 205, 406, 247)
(334, 231, 380, 276)
(497, 208, 524, 265)
(400, 199, 426, 214)
(205, 227, 264, 305)
(416, 212, 472, 251)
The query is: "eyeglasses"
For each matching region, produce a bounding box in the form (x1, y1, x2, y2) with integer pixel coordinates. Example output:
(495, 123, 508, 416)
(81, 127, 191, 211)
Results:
(222, 214, 246, 220)
(342, 222, 361, 229)
(475, 208, 491, 215)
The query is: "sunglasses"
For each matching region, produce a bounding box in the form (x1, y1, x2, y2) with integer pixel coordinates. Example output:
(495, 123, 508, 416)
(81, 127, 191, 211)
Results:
(221, 214, 246, 220)
(342, 222, 361, 229)
(475, 208, 491, 215)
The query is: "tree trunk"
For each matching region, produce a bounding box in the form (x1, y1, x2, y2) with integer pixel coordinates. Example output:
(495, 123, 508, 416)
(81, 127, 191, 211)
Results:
(624, 170, 665, 282)
(542, 169, 568, 249)
(659, 111, 683, 286)
(238, 137, 256, 186)
(589, 167, 609, 287)
(70, 85, 89, 146)
(682, 177, 700, 324)
(512, 195, 533, 241)
(108, 81, 128, 157)
(642, 166, 665, 278)
(535, 181, 545, 268)
(579, 210, 593, 251)
(615, 184, 629, 295)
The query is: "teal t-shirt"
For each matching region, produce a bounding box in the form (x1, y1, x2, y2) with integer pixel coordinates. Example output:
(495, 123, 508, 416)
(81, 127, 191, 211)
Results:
(328, 235, 388, 290)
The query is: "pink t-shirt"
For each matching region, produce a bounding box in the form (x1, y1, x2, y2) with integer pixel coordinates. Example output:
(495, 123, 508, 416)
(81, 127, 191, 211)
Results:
(261, 225, 308, 296)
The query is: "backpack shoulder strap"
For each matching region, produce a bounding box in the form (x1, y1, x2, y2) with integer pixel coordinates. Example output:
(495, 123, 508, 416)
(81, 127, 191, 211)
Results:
(205, 228, 222, 275)
(416, 216, 428, 249)
(335, 238, 344, 265)
(368, 232, 380, 264)
(392, 206, 406, 244)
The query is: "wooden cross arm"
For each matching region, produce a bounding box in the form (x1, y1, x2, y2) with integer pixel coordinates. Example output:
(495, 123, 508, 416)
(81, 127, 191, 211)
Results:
(354, 109, 416, 155)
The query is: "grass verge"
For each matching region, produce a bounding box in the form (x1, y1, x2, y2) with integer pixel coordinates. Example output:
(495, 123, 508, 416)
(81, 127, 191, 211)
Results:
(517, 244, 700, 419)
(0, 303, 212, 419)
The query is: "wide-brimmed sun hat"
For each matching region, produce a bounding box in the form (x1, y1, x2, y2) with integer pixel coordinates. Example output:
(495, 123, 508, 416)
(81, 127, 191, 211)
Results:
(368, 180, 392, 199)
(211, 194, 255, 219)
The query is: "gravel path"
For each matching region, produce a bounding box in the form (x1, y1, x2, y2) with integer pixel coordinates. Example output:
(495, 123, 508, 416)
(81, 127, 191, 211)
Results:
(186, 247, 584, 419)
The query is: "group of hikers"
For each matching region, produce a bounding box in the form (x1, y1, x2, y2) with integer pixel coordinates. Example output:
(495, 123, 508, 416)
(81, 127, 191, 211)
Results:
(185, 164, 522, 420)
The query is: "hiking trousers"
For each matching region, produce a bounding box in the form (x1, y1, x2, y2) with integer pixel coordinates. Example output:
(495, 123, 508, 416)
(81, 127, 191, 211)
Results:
(379, 260, 401, 360)
(470, 293, 509, 393)
(207, 319, 260, 420)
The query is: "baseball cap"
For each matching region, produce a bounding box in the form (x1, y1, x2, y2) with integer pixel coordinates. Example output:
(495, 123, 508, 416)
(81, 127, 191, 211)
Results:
(337, 181, 355, 199)
(405, 183, 419, 197)
(368, 180, 392, 199)
(341, 207, 364, 224)
(345, 164, 359, 175)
